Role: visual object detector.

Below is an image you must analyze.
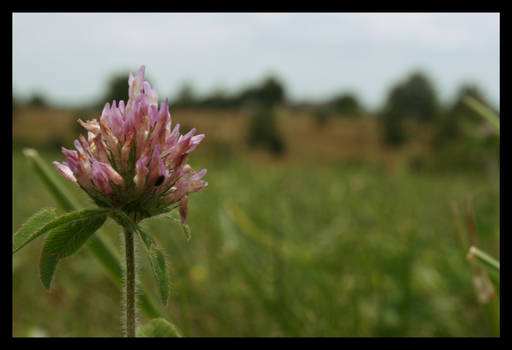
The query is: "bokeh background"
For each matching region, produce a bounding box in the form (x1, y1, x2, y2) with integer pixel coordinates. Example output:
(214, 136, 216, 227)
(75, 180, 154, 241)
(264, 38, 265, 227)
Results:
(12, 13, 500, 337)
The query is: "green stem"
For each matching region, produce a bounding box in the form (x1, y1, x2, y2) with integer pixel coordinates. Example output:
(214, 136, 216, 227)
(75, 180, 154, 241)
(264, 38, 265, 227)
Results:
(468, 246, 500, 273)
(124, 230, 137, 337)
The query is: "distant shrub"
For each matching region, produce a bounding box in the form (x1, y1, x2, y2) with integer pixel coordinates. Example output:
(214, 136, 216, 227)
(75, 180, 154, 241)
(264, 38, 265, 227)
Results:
(391, 73, 439, 122)
(433, 84, 497, 148)
(379, 110, 407, 146)
(329, 93, 363, 117)
(449, 84, 494, 122)
(198, 89, 234, 109)
(255, 76, 286, 107)
(27, 93, 48, 108)
(234, 76, 286, 109)
(247, 106, 285, 155)
(13, 96, 20, 116)
(172, 82, 197, 108)
(379, 71, 440, 146)
(314, 109, 330, 128)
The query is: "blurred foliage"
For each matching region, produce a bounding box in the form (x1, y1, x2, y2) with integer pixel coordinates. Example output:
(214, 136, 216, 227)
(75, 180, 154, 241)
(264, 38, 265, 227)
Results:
(434, 84, 497, 146)
(171, 75, 286, 110)
(27, 93, 48, 108)
(328, 93, 364, 117)
(12, 68, 499, 335)
(450, 85, 495, 123)
(247, 106, 285, 155)
(427, 85, 499, 171)
(236, 76, 286, 108)
(313, 108, 330, 128)
(197, 89, 234, 109)
(12, 150, 499, 336)
(13, 96, 19, 116)
(172, 82, 197, 108)
(379, 72, 440, 146)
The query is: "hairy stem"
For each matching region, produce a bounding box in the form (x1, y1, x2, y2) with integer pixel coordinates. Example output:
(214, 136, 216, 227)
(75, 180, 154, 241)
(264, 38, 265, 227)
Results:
(124, 230, 136, 337)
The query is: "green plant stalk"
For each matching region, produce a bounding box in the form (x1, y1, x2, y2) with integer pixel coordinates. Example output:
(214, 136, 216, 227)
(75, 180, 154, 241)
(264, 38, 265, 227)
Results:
(464, 96, 500, 135)
(23, 148, 162, 319)
(450, 201, 469, 252)
(124, 230, 137, 337)
(468, 246, 500, 273)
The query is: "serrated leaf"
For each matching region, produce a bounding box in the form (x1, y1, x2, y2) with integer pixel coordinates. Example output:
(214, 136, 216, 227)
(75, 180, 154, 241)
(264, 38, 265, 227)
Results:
(40, 212, 108, 289)
(136, 318, 182, 337)
(112, 210, 169, 304)
(13, 208, 57, 253)
(13, 208, 110, 254)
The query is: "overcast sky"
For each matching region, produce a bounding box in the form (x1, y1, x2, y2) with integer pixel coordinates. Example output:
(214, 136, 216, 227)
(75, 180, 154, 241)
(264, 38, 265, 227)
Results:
(12, 12, 499, 109)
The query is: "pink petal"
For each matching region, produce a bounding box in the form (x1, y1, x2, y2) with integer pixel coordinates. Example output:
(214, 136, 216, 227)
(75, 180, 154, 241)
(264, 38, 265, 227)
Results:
(53, 161, 77, 182)
(134, 156, 149, 190)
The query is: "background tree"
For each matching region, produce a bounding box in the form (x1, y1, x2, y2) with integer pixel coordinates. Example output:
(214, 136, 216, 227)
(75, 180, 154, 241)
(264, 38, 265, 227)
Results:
(247, 105, 285, 155)
(434, 84, 497, 148)
(27, 93, 48, 108)
(256, 76, 286, 107)
(172, 82, 197, 108)
(198, 88, 233, 109)
(329, 93, 363, 117)
(379, 71, 440, 146)
(235, 76, 286, 108)
(448, 84, 495, 123)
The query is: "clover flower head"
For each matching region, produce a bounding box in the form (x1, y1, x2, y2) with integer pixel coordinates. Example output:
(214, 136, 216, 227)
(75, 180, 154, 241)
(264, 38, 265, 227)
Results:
(54, 66, 207, 223)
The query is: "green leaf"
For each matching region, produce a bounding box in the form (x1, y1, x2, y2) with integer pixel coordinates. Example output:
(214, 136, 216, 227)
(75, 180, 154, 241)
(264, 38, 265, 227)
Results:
(13, 208, 57, 253)
(137, 318, 182, 337)
(13, 208, 110, 254)
(136, 227, 169, 304)
(40, 212, 108, 289)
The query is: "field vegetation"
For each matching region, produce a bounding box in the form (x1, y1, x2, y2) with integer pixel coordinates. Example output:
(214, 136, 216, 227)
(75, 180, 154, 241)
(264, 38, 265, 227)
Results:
(12, 71, 499, 337)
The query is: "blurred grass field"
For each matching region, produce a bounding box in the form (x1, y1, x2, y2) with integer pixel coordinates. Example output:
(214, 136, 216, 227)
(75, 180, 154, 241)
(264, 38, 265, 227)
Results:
(12, 106, 499, 337)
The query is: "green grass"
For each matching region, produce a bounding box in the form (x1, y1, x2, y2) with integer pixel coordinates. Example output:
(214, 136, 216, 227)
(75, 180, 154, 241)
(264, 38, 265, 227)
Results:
(12, 149, 499, 337)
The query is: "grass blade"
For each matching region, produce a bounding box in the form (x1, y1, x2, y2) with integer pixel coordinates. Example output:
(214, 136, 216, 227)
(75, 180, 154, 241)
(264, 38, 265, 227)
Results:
(467, 246, 500, 278)
(13, 207, 57, 253)
(23, 148, 81, 211)
(464, 96, 500, 135)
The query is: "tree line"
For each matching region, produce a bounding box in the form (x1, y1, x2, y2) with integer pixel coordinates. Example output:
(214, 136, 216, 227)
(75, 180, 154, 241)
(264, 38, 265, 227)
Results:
(15, 70, 498, 154)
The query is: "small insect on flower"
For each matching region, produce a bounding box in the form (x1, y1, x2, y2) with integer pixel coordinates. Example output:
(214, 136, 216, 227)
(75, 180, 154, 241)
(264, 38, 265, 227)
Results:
(53, 66, 207, 224)
(155, 175, 165, 187)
